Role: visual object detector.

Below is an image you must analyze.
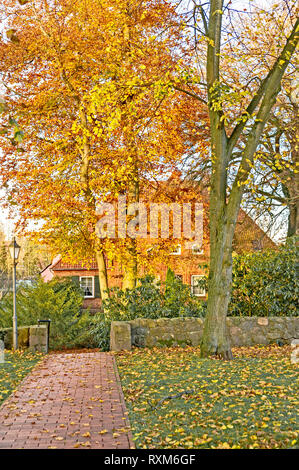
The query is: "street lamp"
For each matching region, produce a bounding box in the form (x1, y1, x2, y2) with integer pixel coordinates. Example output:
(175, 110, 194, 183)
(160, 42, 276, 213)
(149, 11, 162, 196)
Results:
(9, 237, 21, 350)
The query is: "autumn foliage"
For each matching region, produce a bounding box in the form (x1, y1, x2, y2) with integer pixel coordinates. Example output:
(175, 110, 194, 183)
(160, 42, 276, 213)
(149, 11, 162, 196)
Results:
(0, 0, 298, 357)
(0, 0, 208, 295)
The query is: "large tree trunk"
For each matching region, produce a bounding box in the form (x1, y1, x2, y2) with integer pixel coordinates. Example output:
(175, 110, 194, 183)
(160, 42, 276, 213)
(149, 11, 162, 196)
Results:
(282, 152, 299, 238)
(122, 152, 139, 291)
(287, 142, 299, 238)
(95, 249, 109, 300)
(201, 200, 236, 359)
(122, 240, 138, 290)
(199, 2, 298, 359)
(287, 196, 299, 238)
(201, 236, 234, 359)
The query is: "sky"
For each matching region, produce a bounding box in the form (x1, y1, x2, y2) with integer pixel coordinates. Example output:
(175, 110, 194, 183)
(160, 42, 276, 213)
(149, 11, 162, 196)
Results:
(0, 194, 15, 239)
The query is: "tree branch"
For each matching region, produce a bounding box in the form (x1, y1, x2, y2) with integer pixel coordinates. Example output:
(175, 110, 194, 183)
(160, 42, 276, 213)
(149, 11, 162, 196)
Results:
(228, 17, 299, 158)
(172, 84, 207, 104)
(228, 17, 299, 214)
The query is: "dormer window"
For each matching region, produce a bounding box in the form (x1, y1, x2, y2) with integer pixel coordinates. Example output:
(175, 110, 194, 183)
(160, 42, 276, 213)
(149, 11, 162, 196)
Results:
(192, 244, 203, 255)
(170, 244, 181, 255)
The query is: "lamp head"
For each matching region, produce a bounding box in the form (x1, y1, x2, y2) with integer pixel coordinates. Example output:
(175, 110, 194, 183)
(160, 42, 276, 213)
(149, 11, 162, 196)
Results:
(9, 238, 21, 263)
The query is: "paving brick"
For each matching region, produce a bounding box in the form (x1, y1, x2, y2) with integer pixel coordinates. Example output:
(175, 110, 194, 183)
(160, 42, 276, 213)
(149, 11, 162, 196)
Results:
(0, 351, 134, 449)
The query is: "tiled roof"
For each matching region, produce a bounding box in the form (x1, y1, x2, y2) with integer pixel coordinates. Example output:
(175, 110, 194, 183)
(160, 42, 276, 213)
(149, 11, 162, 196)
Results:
(49, 180, 276, 271)
(53, 259, 98, 271)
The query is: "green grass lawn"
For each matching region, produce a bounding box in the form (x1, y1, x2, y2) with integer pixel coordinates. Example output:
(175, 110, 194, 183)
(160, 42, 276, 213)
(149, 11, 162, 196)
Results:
(116, 345, 298, 449)
(0, 350, 43, 406)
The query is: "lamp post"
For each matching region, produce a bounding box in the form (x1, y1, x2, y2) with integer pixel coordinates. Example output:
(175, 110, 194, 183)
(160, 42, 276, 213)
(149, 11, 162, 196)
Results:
(8, 237, 21, 350)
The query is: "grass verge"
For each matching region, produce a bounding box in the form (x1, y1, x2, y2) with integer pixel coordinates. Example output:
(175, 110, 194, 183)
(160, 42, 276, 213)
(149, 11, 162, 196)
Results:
(116, 344, 298, 449)
(0, 350, 43, 406)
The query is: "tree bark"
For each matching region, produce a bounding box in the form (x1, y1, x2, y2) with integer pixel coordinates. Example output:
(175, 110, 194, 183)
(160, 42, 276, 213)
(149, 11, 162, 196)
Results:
(122, 242, 138, 290)
(120, 13, 139, 291)
(201, 286, 233, 359)
(95, 249, 109, 300)
(287, 198, 299, 238)
(287, 138, 299, 237)
(201, 196, 237, 359)
(122, 146, 139, 291)
(122, 205, 138, 290)
(50, 45, 110, 300)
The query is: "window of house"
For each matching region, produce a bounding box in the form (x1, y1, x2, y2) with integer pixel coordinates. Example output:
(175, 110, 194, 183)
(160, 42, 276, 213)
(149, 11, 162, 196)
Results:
(191, 275, 206, 297)
(146, 244, 159, 255)
(170, 244, 181, 255)
(174, 274, 183, 282)
(191, 244, 204, 255)
(80, 276, 94, 298)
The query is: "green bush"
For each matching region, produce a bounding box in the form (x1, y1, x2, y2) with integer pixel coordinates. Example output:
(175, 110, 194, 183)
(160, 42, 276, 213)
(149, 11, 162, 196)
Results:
(229, 237, 298, 317)
(0, 277, 95, 349)
(90, 272, 205, 351)
(1, 238, 294, 352)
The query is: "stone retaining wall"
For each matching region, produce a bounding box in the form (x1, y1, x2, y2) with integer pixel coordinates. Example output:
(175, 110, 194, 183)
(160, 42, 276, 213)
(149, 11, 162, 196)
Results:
(0, 325, 48, 353)
(110, 316, 299, 351)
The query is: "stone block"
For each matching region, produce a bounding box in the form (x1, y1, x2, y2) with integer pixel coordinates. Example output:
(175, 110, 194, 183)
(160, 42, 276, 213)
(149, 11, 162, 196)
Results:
(18, 327, 30, 348)
(111, 316, 299, 351)
(145, 335, 157, 348)
(187, 331, 201, 346)
(1, 326, 36, 350)
(257, 318, 268, 326)
(2, 328, 13, 349)
(110, 321, 131, 351)
(156, 333, 176, 347)
(29, 325, 47, 353)
(132, 334, 146, 347)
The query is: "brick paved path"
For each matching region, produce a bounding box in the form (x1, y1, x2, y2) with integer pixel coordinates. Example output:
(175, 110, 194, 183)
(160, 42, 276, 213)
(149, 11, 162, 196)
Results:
(0, 351, 134, 449)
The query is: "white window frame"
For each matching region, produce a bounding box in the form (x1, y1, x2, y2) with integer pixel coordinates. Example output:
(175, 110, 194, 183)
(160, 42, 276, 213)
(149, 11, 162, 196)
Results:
(191, 275, 206, 297)
(170, 244, 181, 255)
(79, 276, 95, 299)
(191, 244, 204, 255)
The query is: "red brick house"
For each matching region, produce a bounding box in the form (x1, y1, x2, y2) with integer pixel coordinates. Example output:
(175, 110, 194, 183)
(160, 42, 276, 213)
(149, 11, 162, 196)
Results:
(41, 206, 275, 311)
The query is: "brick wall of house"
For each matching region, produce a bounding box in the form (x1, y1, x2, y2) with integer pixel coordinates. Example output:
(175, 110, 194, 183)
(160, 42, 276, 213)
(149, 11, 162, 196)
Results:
(51, 243, 210, 309)
(43, 181, 276, 311)
(53, 266, 123, 309)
